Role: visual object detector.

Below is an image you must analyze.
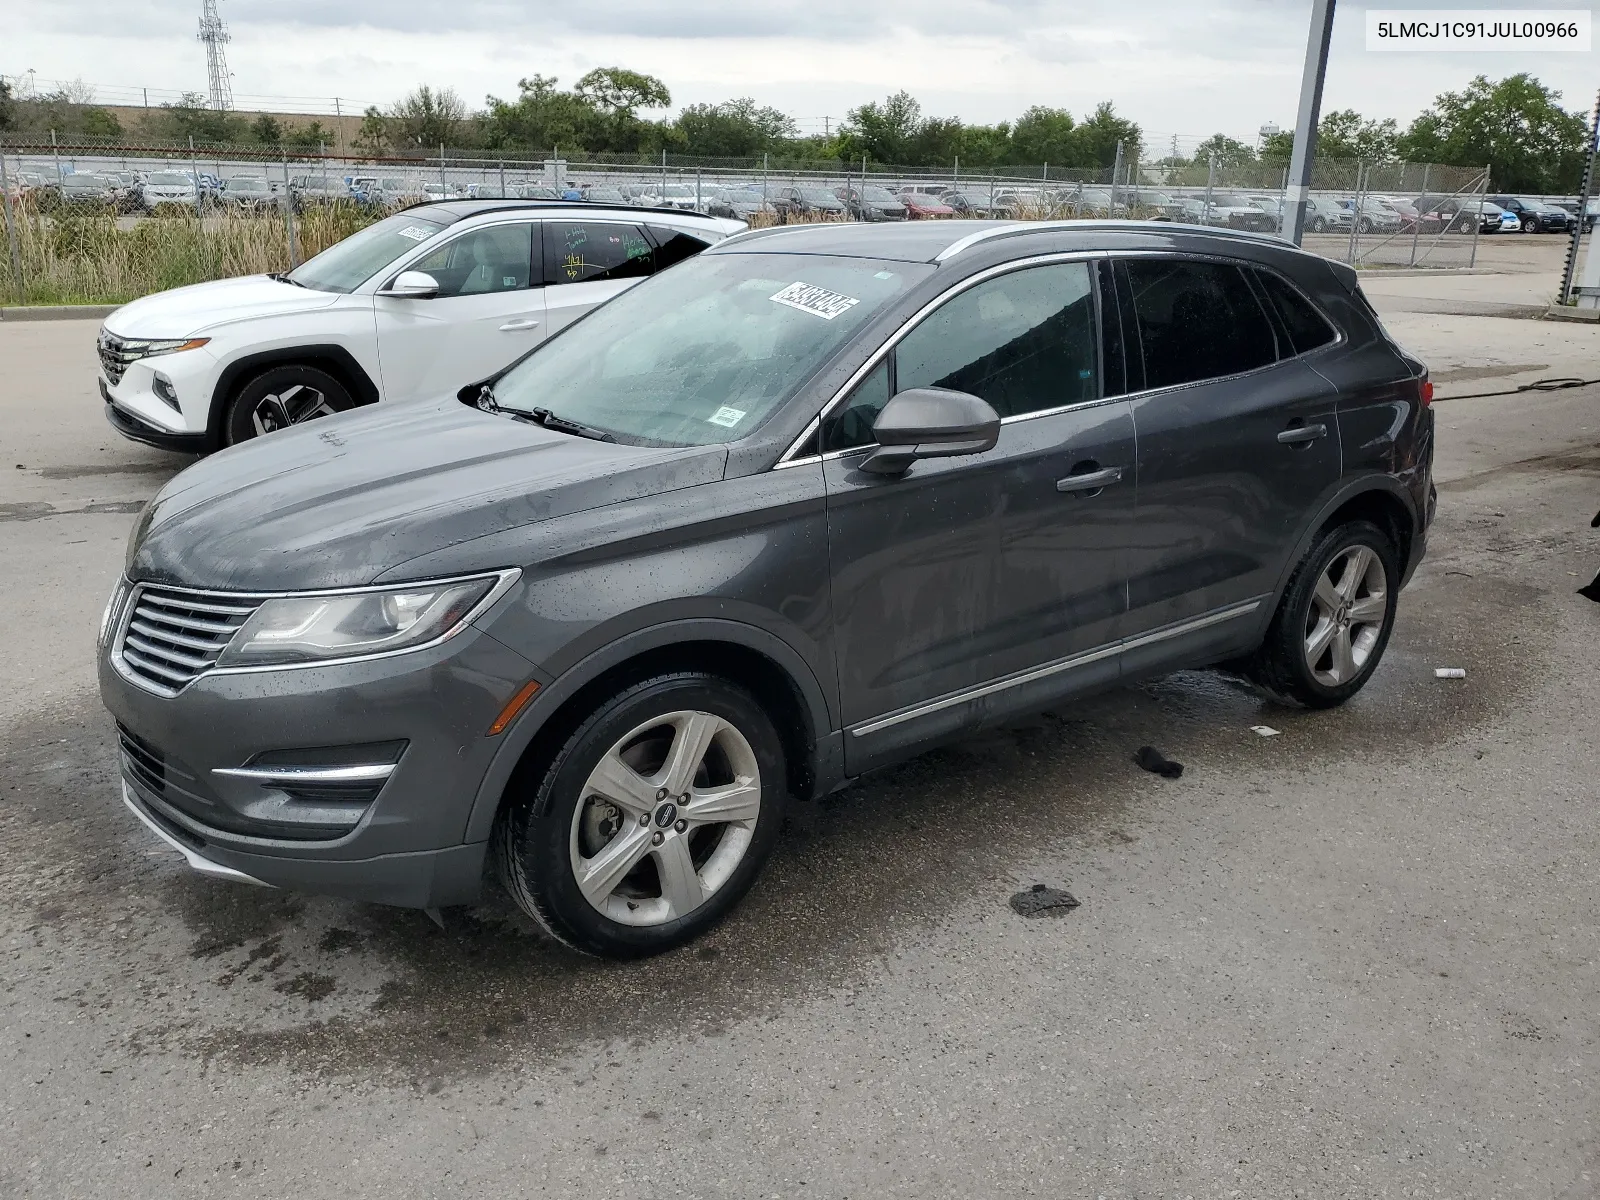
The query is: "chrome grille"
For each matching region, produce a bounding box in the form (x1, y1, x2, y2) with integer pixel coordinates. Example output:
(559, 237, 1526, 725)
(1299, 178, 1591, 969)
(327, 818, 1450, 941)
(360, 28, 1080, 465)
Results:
(115, 585, 260, 694)
(97, 330, 137, 385)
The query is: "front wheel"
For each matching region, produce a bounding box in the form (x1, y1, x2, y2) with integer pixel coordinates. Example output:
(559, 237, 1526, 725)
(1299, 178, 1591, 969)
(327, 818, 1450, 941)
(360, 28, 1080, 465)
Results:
(1309, 217, 1327, 233)
(496, 672, 787, 958)
(223, 364, 355, 445)
(1242, 520, 1400, 708)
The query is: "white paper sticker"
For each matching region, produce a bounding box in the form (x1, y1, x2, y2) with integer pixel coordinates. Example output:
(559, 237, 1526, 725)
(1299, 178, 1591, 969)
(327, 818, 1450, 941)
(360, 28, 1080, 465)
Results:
(397, 225, 434, 241)
(708, 406, 747, 428)
(770, 281, 860, 320)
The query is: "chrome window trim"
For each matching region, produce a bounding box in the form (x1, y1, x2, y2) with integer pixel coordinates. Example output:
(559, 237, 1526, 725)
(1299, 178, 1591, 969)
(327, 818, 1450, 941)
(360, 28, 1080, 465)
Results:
(774, 250, 1107, 468)
(110, 569, 521, 694)
(849, 597, 1264, 737)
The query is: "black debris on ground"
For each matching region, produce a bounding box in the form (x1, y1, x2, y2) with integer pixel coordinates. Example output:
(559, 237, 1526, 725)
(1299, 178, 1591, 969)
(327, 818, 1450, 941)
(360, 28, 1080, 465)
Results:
(1591, 509, 1599, 528)
(1134, 745, 1184, 779)
(1009, 884, 1081, 918)
(1578, 569, 1600, 603)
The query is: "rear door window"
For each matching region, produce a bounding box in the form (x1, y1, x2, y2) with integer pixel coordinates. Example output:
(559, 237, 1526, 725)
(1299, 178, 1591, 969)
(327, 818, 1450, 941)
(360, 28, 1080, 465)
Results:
(647, 226, 712, 271)
(1252, 269, 1338, 357)
(544, 221, 654, 285)
(1121, 259, 1277, 389)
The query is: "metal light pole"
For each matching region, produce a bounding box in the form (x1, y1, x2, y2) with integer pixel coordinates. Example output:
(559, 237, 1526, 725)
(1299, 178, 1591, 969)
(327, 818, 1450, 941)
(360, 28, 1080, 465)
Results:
(1283, 0, 1337, 245)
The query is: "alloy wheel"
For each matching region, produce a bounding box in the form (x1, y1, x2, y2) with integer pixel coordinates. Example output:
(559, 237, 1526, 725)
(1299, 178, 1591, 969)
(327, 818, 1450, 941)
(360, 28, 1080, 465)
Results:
(569, 710, 761, 927)
(250, 383, 338, 436)
(1303, 545, 1387, 687)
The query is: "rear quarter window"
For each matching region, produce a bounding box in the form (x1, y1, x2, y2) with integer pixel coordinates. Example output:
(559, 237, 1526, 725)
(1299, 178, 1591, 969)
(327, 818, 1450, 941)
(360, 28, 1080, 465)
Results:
(1253, 269, 1339, 356)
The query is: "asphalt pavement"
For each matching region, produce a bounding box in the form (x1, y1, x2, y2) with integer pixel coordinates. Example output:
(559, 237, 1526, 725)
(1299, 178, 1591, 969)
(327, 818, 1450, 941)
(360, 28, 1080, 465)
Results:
(1, 307, 1597, 1198)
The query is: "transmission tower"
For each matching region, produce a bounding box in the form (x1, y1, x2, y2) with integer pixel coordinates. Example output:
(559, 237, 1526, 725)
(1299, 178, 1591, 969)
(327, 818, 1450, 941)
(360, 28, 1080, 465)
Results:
(197, 0, 234, 111)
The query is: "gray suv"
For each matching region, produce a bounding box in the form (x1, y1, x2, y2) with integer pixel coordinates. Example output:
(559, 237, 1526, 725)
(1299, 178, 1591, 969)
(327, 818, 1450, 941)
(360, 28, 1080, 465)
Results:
(101, 221, 1435, 958)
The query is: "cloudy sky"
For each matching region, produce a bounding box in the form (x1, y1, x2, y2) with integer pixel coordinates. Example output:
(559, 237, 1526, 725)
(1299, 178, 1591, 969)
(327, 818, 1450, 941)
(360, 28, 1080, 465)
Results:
(9, 0, 1596, 146)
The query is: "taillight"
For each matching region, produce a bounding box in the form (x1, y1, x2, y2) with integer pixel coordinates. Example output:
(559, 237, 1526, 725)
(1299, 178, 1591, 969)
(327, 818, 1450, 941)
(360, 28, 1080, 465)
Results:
(1419, 377, 1434, 406)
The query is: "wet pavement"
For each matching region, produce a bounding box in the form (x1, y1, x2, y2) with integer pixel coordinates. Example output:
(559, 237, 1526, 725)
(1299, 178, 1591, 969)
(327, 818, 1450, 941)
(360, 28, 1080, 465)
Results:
(1, 318, 1597, 1197)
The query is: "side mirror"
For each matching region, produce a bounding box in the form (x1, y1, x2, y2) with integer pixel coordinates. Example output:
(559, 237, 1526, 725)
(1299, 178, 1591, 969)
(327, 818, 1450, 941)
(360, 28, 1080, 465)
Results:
(860, 388, 1001, 476)
(379, 270, 440, 299)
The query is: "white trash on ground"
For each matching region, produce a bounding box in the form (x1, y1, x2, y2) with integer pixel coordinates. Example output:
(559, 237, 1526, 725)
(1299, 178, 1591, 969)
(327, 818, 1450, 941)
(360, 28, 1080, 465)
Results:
(1434, 667, 1467, 679)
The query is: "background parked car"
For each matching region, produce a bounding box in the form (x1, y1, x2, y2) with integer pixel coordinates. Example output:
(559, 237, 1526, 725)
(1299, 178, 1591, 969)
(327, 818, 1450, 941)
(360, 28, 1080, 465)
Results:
(220, 176, 281, 214)
(939, 189, 998, 217)
(708, 187, 778, 221)
(40, 173, 117, 212)
(896, 190, 957, 219)
(1067, 187, 1130, 217)
(1301, 196, 1355, 233)
(1549, 197, 1600, 231)
(1418, 197, 1509, 234)
(1341, 198, 1404, 234)
(774, 185, 848, 220)
(139, 170, 203, 213)
(581, 184, 629, 205)
(289, 174, 352, 209)
(836, 184, 908, 221)
(1486, 195, 1571, 233)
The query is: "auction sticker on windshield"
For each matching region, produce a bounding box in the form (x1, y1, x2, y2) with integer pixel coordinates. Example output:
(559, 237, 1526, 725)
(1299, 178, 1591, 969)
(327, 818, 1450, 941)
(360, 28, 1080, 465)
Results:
(708, 406, 747, 428)
(397, 225, 435, 241)
(771, 282, 860, 320)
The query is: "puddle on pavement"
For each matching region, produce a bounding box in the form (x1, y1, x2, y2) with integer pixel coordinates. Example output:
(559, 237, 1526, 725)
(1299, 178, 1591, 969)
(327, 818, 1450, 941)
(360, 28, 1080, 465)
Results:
(0, 547, 1557, 1086)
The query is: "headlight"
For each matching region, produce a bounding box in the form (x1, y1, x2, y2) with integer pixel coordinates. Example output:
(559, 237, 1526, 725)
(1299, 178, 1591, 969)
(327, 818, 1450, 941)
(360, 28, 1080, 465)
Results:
(118, 337, 211, 363)
(215, 573, 515, 669)
(99, 580, 129, 647)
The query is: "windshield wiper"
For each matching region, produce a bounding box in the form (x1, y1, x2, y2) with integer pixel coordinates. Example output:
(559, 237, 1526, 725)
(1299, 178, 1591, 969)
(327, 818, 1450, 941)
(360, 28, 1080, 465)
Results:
(268, 271, 308, 288)
(526, 406, 616, 443)
(477, 388, 615, 442)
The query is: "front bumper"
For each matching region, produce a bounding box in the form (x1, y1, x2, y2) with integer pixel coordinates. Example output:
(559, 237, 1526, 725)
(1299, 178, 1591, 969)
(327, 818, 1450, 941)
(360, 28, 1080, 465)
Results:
(102, 380, 206, 453)
(101, 617, 541, 908)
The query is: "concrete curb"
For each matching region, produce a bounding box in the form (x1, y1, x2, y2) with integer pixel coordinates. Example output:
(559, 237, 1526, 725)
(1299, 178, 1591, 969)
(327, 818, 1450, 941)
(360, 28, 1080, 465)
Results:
(0, 304, 120, 322)
(1359, 268, 1511, 278)
(1543, 304, 1600, 323)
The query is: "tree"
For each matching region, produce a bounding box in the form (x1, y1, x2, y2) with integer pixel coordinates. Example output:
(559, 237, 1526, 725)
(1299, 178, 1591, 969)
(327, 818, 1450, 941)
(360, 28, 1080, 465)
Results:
(1070, 102, 1141, 170)
(483, 75, 605, 152)
(574, 68, 670, 118)
(140, 93, 248, 145)
(251, 113, 282, 145)
(286, 120, 330, 151)
(0, 80, 13, 132)
(79, 107, 122, 139)
(1192, 133, 1257, 168)
(1261, 129, 1295, 163)
(1317, 109, 1399, 160)
(1399, 73, 1588, 191)
(676, 98, 796, 158)
(841, 91, 924, 164)
(1009, 107, 1077, 166)
(353, 105, 391, 154)
(388, 85, 469, 149)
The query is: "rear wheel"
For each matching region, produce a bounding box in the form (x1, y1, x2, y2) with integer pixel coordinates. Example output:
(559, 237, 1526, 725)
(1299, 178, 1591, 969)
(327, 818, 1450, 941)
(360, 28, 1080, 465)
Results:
(496, 672, 787, 958)
(1243, 520, 1399, 708)
(223, 364, 355, 446)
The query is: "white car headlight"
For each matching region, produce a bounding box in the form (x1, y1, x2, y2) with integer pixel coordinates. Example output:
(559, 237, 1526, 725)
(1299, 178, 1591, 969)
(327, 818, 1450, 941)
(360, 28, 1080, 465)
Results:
(118, 337, 211, 363)
(216, 573, 516, 669)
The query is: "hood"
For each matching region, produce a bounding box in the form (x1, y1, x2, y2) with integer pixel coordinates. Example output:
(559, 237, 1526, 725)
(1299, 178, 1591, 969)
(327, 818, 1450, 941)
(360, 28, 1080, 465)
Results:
(130, 399, 729, 591)
(106, 275, 340, 338)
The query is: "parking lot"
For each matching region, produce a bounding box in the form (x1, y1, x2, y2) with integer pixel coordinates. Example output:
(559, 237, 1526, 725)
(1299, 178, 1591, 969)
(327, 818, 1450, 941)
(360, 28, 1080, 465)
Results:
(2, 268, 1598, 1195)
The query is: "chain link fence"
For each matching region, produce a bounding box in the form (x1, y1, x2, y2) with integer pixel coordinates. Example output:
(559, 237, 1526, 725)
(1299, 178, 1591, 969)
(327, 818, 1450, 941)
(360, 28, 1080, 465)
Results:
(0, 134, 1500, 304)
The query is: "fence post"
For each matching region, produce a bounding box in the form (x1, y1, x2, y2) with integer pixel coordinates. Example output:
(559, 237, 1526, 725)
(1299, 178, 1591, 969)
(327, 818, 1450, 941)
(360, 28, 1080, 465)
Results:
(1468, 165, 1487, 268)
(282, 154, 299, 268)
(188, 136, 203, 218)
(499, 159, 506, 198)
(1346, 161, 1364, 263)
(954, 156, 959, 191)
(1408, 163, 1428, 266)
(1559, 87, 1600, 303)
(1204, 154, 1215, 223)
(0, 149, 26, 303)
(1110, 140, 1125, 213)
(440, 143, 447, 195)
(695, 167, 702, 212)
(762, 152, 769, 205)
(662, 148, 668, 202)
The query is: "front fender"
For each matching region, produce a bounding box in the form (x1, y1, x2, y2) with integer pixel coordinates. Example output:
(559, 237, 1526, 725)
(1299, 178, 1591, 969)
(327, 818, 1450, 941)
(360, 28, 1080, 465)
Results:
(461, 616, 837, 844)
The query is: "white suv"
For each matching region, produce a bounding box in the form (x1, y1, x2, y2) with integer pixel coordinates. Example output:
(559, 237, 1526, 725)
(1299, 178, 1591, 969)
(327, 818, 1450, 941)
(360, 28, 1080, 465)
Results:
(98, 201, 744, 452)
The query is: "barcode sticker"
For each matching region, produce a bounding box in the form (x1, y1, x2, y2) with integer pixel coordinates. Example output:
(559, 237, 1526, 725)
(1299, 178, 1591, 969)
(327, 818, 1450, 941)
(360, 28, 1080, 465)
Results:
(770, 282, 860, 320)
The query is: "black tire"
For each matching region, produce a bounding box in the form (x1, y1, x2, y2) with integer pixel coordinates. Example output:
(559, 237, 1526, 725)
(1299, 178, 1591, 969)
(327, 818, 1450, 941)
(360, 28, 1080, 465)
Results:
(1358, 217, 1373, 233)
(1310, 217, 1327, 233)
(495, 672, 788, 959)
(1242, 520, 1400, 709)
(223, 364, 355, 446)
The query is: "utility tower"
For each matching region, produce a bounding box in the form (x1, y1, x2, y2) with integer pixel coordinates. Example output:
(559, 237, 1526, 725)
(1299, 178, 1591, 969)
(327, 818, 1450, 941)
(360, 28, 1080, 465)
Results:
(197, 0, 234, 111)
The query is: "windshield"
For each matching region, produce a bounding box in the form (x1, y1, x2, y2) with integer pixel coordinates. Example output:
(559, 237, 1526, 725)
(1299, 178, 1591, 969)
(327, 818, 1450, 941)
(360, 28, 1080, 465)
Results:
(860, 186, 898, 202)
(228, 178, 268, 192)
(797, 188, 837, 202)
(492, 252, 932, 447)
(287, 211, 447, 293)
(148, 173, 192, 186)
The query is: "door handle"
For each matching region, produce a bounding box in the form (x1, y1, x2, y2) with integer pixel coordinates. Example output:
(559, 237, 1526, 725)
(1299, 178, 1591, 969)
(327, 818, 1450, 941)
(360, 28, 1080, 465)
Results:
(1056, 466, 1124, 493)
(1277, 423, 1328, 445)
(499, 318, 540, 331)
